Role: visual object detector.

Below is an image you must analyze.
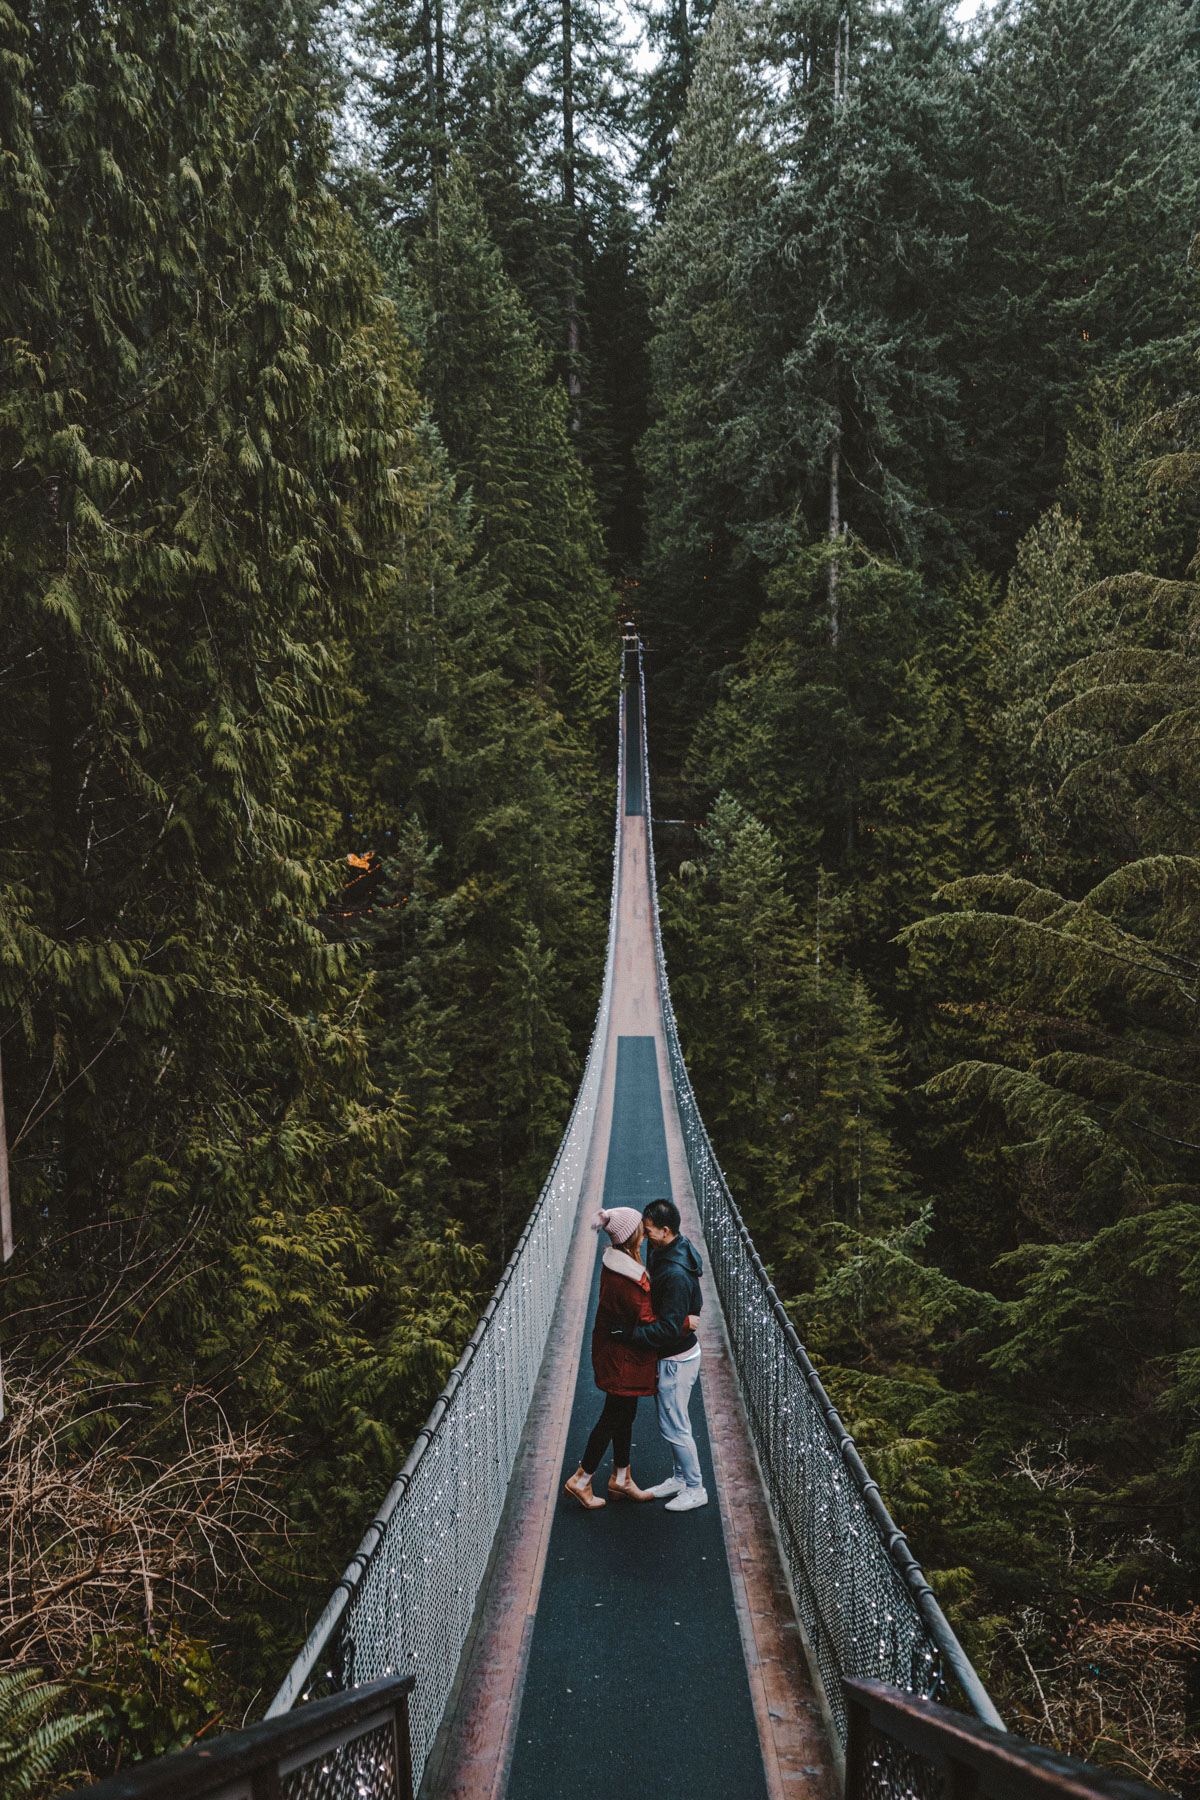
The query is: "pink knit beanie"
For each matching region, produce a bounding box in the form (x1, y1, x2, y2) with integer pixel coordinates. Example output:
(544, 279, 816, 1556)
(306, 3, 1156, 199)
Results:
(595, 1205, 643, 1245)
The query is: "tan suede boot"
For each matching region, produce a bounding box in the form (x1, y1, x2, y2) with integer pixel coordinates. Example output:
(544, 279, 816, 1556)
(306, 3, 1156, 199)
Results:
(563, 1464, 606, 1509)
(608, 1471, 654, 1502)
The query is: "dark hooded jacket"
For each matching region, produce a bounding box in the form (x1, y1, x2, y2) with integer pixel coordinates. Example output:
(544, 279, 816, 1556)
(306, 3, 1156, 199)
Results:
(627, 1233, 703, 1358)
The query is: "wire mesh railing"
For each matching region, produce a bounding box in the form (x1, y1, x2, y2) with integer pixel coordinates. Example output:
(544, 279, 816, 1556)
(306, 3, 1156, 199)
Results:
(264, 675, 627, 1789)
(633, 642, 1004, 1746)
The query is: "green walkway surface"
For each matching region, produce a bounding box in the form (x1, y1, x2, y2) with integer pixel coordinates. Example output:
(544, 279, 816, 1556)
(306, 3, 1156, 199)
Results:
(625, 685, 644, 816)
(505, 1037, 769, 1800)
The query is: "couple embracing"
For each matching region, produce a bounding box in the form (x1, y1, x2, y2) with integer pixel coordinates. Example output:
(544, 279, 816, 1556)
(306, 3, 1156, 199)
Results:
(563, 1198, 708, 1515)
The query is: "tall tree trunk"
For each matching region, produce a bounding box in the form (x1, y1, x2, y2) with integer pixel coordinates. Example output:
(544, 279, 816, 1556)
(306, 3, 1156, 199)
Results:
(562, 0, 581, 431)
(46, 634, 89, 1253)
(421, 0, 446, 178)
(827, 15, 847, 643)
(421, 0, 439, 239)
(434, 0, 445, 144)
(421, 0, 436, 145)
(828, 427, 841, 648)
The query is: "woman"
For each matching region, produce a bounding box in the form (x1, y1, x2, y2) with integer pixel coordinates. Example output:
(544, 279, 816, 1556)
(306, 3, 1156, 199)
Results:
(563, 1206, 661, 1509)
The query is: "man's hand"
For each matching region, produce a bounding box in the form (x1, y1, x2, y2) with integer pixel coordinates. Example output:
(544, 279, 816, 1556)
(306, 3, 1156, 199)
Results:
(686, 1315, 700, 1332)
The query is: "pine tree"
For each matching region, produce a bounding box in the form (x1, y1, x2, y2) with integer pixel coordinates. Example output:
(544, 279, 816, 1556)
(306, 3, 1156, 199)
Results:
(639, 0, 775, 732)
(957, 0, 1200, 562)
(345, 165, 614, 1263)
(0, 0, 488, 1741)
(1060, 374, 1196, 582)
(985, 506, 1102, 887)
(881, 341, 1200, 1744)
(633, 0, 716, 217)
(688, 542, 992, 980)
(409, 164, 614, 735)
(642, 0, 969, 721)
(661, 794, 910, 1292)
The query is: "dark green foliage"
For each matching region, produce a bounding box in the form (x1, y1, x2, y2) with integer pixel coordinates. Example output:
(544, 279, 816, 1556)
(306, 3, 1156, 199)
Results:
(1061, 377, 1198, 583)
(641, 0, 968, 718)
(661, 794, 910, 1292)
(806, 367, 1200, 1768)
(344, 177, 617, 1253)
(5, 0, 1200, 1781)
(0, 0, 612, 1778)
(356, 0, 646, 557)
(641, 3, 1200, 1769)
(687, 542, 998, 983)
(407, 165, 614, 734)
(0, 1668, 99, 1798)
(955, 0, 1200, 564)
(639, 0, 773, 729)
(632, 0, 715, 217)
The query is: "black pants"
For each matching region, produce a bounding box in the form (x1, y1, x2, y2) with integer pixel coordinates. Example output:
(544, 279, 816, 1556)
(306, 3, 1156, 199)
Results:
(581, 1393, 639, 1475)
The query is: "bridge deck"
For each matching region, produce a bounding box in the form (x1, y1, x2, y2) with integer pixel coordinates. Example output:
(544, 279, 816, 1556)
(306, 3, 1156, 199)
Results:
(421, 805, 838, 1800)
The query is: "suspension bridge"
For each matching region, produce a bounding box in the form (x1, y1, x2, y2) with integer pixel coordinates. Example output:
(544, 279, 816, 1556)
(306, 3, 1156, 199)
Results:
(79, 636, 1158, 1800)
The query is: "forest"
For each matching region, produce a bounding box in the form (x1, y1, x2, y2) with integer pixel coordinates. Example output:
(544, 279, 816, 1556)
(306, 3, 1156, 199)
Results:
(0, 0, 1198, 1789)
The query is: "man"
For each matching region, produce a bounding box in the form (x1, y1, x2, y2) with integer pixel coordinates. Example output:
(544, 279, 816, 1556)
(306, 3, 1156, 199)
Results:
(610, 1196, 707, 1512)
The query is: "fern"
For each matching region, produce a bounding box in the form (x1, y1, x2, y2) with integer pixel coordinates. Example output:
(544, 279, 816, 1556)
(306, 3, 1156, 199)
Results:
(0, 1670, 100, 1798)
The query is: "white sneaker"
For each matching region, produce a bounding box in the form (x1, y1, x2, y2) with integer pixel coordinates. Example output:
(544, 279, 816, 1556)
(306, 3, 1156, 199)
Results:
(647, 1476, 684, 1499)
(664, 1485, 708, 1512)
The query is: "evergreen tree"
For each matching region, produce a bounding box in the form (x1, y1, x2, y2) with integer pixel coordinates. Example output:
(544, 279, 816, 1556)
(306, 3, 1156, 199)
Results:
(1060, 376, 1194, 583)
(348, 165, 614, 1261)
(661, 795, 910, 1291)
(357, 0, 647, 554)
(633, 0, 716, 217)
(848, 341, 1200, 1761)
(360, 0, 557, 287)
(0, 0, 483, 1749)
(408, 164, 614, 736)
(688, 543, 995, 981)
(639, 0, 775, 733)
(985, 506, 1102, 887)
(957, 0, 1200, 562)
(642, 0, 968, 719)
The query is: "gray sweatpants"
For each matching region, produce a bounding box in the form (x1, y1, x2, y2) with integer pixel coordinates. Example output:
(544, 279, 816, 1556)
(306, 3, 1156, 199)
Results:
(655, 1350, 703, 1488)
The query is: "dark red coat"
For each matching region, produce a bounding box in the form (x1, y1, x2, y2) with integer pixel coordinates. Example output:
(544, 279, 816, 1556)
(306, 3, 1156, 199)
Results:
(590, 1250, 659, 1396)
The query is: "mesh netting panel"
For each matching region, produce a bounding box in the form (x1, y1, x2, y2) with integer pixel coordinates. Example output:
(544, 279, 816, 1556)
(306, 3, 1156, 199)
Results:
(337, 1142, 598, 1771)
(851, 1720, 947, 1800)
(280, 1722, 399, 1800)
(637, 660, 943, 1746)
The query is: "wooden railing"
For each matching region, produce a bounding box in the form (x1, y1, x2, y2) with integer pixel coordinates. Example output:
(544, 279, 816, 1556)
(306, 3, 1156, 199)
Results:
(65, 1675, 414, 1800)
(845, 1679, 1162, 1800)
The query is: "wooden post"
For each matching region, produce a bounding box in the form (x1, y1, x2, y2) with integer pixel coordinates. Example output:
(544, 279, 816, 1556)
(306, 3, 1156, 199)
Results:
(844, 1691, 870, 1800)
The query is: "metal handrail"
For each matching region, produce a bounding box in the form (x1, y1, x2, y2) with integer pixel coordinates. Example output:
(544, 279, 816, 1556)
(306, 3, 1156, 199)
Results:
(633, 638, 1004, 1736)
(67, 1676, 415, 1800)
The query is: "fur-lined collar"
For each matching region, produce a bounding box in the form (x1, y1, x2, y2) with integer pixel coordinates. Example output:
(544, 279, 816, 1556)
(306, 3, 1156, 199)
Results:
(602, 1245, 649, 1284)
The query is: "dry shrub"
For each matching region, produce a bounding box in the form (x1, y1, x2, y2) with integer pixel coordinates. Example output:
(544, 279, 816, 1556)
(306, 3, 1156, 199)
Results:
(1, 1367, 287, 1675)
(1008, 1601, 1200, 1793)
